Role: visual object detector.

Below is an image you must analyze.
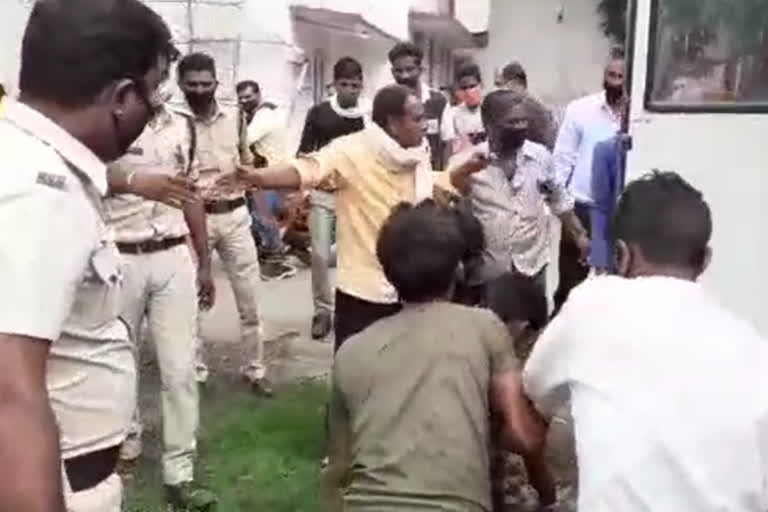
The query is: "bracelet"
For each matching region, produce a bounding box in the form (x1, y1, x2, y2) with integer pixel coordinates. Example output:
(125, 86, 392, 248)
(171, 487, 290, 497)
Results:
(125, 170, 137, 188)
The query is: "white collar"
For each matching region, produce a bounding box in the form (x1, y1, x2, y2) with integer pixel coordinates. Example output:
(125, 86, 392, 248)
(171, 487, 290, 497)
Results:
(4, 99, 107, 195)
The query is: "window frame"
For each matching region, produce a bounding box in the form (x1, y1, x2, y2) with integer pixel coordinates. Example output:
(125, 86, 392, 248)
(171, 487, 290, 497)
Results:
(644, 0, 768, 114)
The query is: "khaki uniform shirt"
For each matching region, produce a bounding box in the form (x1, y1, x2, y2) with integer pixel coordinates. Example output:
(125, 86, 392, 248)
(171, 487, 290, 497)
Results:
(329, 302, 518, 511)
(178, 102, 251, 201)
(0, 100, 134, 459)
(105, 106, 196, 243)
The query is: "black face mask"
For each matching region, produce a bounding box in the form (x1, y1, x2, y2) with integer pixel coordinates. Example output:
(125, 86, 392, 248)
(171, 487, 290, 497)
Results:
(184, 91, 215, 111)
(604, 81, 624, 104)
(493, 126, 527, 153)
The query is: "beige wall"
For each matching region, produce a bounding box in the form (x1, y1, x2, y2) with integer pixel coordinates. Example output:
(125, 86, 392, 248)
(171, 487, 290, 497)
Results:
(474, 0, 610, 107)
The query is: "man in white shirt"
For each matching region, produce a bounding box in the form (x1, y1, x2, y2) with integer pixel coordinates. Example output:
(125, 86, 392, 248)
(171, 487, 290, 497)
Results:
(443, 62, 485, 156)
(524, 171, 768, 511)
(552, 49, 625, 314)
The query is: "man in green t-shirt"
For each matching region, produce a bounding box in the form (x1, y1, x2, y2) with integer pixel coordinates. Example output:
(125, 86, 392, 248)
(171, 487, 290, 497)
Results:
(325, 199, 548, 511)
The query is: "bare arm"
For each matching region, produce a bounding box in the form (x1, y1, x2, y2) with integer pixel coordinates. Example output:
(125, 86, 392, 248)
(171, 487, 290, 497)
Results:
(447, 151, 488, 193)
(559, 210, 588, 247)
(490, 370, 548, 455)
(0, 334, 66, 512)
(183, 199, 215, 309)
(107, 169, 198, 207)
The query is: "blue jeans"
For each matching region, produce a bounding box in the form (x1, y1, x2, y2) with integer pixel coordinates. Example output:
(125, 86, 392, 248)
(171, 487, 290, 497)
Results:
(249, 191, 282, 254)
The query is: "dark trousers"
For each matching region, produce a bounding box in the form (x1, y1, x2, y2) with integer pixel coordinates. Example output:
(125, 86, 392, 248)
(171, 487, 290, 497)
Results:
(553, 202, 591, 316)
(334, 289, 402, 352)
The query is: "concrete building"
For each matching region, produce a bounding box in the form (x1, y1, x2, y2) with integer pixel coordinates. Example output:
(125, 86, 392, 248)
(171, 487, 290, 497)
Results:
(0, 0, 489, 150)
(474, 0, 610, 109)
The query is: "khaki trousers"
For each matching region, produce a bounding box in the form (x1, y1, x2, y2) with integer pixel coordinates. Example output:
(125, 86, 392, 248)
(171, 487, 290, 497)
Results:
(64, 472, 122, 512)
(120, 244, 199, 485)
(201, 205, 264, 378)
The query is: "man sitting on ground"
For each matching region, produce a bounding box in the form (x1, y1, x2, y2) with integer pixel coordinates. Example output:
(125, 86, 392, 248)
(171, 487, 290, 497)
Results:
(524, 171, 768, 510)
(325, 199, 548, 511)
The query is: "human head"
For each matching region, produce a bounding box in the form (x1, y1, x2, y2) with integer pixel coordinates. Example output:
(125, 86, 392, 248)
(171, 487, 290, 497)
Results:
(481, 89, 529, 154)
(372, 84, 425, 149)
(486, 273, 548, 343)
(454, 63, 483, 109)
(178, 52, 218, 113)
(611, 171, 712, 281)
(333, 57, 363, 109)
(0, 84, 6, 100)
(377, 199, 464, 303)
(18, 0, 175, 162)
(389, 42, 423, 91)
(236, 80, 261, 114)
(604, 47, 626, 105)
(498, 61, 528, 92)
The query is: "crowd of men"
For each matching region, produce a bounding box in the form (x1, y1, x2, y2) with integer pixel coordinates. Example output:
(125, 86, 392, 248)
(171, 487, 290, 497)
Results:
(2, 1, 768, 512)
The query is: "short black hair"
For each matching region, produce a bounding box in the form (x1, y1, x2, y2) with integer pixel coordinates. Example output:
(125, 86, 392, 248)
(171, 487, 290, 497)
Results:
(388, 42, 423, 66)
(486, 273, 548, 330)
(455, 63, 482, 84)
(480, 89, 526, 128)
(333, 57, 363, 80)
(236, 80, 259, 93)
(501, 61, 527, 88)
(19, 0, 175, 107)
(377, 199, 464, 302)
(372, 84, 412, 129)
(0, 84, 5, 99)
(611, 171, 712, 268)
(178, 52, 216, 80)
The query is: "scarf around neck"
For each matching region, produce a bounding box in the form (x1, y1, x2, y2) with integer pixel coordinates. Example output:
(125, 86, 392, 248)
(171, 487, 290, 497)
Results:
(330, 94, 372, 120)
(363, 122, 433, 202)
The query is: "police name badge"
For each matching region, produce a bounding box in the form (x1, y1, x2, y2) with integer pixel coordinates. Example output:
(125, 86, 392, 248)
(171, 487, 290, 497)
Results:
(36, 172, 66, 190)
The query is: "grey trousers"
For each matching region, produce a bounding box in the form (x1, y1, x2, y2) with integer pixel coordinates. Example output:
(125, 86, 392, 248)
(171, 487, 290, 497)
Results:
(309, 191, 336, 315)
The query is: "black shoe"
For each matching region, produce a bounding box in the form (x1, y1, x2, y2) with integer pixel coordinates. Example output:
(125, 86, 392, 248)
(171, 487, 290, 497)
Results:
(260, 261, 297, 281)
(164, 482, 217, 511)
(311, 312, 333, 340)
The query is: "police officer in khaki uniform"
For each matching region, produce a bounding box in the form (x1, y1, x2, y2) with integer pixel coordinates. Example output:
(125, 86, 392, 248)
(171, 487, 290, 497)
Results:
(105, 82, 216, 509)
(176, 53, 273, 396)
(0, 1, 187, 510)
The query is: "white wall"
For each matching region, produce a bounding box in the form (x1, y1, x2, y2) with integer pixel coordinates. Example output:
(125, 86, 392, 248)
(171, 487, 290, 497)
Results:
(475, 0, 610, 107)
(454, 0, 490, 34)
(0, 0, 32, 94)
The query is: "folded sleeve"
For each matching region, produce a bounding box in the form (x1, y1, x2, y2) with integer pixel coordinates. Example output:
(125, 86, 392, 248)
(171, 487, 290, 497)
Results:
(0, 183, 92, 340)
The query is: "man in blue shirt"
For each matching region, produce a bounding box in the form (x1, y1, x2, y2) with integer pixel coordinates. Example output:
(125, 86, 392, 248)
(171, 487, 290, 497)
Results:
(589, 132, 630, 272)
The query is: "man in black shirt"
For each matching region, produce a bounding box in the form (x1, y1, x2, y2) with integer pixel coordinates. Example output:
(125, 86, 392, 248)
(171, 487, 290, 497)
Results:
(389, 42, 449, 170)
(298, 57, 369, 339)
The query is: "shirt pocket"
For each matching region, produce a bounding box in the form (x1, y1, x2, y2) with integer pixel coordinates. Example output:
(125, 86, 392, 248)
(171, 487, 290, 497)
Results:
(68, 241, 122, 332)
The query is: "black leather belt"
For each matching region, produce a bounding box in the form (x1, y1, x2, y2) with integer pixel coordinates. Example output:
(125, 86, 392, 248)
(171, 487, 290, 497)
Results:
(116, 236, 186, 255)
(204, 197, 246, 214)
(64, 445, 120, 492)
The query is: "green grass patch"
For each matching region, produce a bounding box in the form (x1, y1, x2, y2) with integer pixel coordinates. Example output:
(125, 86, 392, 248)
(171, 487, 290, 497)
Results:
(124, 380, 328, 511)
